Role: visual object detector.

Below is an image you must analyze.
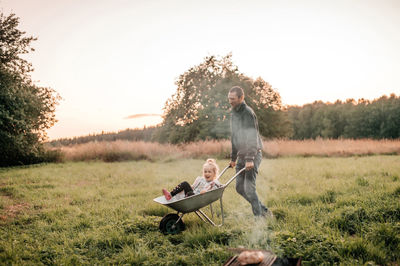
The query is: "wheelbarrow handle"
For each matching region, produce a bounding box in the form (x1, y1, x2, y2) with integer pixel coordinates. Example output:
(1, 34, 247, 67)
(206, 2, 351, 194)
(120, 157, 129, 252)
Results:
(216, 165, 231, 181)
(224, 167, 246, 187)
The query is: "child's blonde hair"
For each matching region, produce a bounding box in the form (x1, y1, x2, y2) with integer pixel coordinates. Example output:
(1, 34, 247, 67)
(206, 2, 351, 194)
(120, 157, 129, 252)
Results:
(203, 158, 220, 177)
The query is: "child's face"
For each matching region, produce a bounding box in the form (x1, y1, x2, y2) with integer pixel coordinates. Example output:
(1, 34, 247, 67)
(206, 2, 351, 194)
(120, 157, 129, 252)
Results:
(203, 166, 215, 181)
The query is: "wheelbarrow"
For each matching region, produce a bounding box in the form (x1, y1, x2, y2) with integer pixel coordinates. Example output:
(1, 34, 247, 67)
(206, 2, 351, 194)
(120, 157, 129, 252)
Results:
(153, 165, 245, 234)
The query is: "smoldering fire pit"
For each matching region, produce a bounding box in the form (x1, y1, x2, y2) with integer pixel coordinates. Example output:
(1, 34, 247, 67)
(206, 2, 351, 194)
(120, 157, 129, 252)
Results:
(223, 248, 301, 266)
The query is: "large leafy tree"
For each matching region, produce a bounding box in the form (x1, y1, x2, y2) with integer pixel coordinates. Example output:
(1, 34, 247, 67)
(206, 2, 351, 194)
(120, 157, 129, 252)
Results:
(154, 54, 287, 143)
(0, 13, 60, 166)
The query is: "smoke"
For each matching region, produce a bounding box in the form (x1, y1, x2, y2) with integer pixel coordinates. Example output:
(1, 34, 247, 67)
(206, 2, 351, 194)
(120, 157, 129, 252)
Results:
(229, 202, 275, 250)
(248, 218, 274, 248)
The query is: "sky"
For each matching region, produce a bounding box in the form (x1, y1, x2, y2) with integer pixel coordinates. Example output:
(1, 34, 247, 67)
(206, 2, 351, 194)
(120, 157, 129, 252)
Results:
(1, 0, 399, 140)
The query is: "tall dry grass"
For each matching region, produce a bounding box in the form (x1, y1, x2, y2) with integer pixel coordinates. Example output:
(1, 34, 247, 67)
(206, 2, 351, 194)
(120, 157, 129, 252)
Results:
(54, 138, 400, 162)
(59, 141, 182, 162)
(264, 138, 400, 157)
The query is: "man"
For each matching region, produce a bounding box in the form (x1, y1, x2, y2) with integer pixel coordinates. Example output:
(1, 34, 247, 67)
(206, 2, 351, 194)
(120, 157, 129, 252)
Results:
(228, 86, 270, 217)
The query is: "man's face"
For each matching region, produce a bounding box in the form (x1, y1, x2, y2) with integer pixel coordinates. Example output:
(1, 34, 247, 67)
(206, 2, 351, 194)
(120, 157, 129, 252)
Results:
(228, 91, 243, 109)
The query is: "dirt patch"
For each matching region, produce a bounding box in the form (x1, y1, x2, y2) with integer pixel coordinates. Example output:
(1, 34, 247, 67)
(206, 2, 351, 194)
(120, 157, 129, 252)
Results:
(0, 202, 29, 222)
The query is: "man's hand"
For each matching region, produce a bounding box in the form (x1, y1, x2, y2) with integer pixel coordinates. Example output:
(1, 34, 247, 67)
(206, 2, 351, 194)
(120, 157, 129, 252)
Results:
(229, 161, 236, 168)
(245, 161, 254, 171)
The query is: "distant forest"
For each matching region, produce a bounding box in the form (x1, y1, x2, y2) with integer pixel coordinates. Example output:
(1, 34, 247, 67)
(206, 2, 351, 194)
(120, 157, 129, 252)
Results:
(48, 93, 400, 146)
(48, 127, 157, 147)
(288, 94, 399, 139)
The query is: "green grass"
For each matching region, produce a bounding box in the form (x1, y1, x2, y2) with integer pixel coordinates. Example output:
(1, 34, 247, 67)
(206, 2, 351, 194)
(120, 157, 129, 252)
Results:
(1, 156, 400, 265)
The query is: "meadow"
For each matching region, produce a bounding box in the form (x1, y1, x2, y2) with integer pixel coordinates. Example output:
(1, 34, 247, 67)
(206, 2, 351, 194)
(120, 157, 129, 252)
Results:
(55, 138, 400, 162)
(1, 155, 400, 265)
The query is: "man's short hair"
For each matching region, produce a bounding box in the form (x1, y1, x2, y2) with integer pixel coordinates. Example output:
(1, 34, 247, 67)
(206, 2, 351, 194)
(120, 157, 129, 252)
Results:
(229, 86, 244, 98)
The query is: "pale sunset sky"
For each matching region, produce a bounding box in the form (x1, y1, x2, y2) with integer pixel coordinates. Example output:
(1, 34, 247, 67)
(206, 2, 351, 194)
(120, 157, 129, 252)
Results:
(1, 0, 399, 140)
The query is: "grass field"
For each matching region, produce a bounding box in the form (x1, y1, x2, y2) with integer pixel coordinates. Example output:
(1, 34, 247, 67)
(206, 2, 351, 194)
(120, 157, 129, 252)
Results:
(1, 156, 400, 265)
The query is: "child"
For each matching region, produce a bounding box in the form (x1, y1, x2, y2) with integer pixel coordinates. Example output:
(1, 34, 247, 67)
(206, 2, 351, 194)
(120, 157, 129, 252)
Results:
(162, 158, 222, 200)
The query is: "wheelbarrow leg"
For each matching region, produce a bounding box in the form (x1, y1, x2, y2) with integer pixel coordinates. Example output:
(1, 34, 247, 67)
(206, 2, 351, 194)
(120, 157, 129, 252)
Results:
(220, 197, 224, 225)
(194, 211, 208, 224)
(194, 197, 225, 227)
(197, 210, 217, 226)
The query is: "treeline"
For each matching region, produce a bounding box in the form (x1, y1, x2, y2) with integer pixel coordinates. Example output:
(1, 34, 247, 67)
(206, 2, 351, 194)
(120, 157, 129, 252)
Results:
(49, 94, 400, 147)
(288, 94, 400, 139)
(48, 127, 157, 147)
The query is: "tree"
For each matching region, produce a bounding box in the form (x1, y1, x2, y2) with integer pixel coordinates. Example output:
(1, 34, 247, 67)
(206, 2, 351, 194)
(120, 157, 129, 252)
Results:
(0, 13, 60, 166)
(155, 54, 286, 143)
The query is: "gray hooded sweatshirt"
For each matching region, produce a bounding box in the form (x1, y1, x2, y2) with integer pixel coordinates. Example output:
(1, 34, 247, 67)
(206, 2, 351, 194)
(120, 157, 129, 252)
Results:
(230, 101, 263, 162)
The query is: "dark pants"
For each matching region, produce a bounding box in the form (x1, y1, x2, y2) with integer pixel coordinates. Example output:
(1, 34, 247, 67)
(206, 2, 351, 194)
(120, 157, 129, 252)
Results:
(235, 151, 267, 216)
(170, 181, 194, 197)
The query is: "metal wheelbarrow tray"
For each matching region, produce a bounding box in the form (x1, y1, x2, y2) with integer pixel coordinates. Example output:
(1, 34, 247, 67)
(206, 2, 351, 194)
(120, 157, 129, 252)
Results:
(153, 166, 245, 234)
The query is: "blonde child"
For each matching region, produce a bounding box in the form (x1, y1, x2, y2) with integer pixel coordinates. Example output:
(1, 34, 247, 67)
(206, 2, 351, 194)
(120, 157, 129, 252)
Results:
(162, 158, 222, 200)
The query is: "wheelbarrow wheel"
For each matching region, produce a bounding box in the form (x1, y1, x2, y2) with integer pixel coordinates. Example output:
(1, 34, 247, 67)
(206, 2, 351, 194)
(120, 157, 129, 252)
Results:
(159, 213, 185, 235)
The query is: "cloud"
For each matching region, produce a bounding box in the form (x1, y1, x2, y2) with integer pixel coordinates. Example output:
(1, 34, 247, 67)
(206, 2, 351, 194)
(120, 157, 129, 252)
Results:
(124, 114, 162, 119)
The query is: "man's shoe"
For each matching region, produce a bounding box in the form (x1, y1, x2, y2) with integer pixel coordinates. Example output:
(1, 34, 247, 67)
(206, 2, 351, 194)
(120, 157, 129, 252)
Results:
(264, 209, 274, 218)
(260, 208, 273, 218)
(162, 188, 172, 200)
